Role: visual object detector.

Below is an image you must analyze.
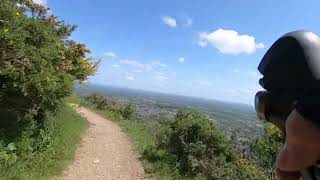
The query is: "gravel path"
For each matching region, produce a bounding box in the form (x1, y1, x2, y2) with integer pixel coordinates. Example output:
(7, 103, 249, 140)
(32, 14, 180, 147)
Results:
(58, 107, 145, 180)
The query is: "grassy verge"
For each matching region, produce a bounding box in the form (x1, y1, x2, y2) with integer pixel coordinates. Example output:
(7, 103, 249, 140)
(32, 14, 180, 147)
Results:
(0, 105, 88, 180)
(82, 103, 203, 180)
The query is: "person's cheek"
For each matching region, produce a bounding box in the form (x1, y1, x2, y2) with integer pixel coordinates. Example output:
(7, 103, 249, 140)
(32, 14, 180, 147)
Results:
(277, 136, 319, 172)
(276, 144, 302, 180)
(276, 143, 292, 171)
(285, 111, 320, 169)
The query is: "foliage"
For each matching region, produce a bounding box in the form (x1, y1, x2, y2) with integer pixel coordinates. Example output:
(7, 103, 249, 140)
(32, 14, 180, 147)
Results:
(120, 104, 134, 120)
(85, 93, 109, 110)
(151, 110, 268, 179)
(0, 0, 97, 124)
(85, 93, 134, 120)
(162, 110, 234, 174)
(65, 94, 81, 105)
(83, 95, 269, 179)
(251, 123, 284, 177)
(0, 1, 94, 178)
(0, 105, 88, 180)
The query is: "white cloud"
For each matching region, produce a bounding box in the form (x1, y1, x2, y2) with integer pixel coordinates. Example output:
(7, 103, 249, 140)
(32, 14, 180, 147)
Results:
(162, 16, 177, 28)
(192, 80, 213, 87)
(151, 61, 167, 68)
(120, 59, 147, 69)
(126, 76, 135, 81)
(111, 64, 120, 68)
(178, 57, 185, 63)
(104, 52, 117, 58)
(120, 60, 166, 71)
(153, 75, 168, 81)
(198, 28, 265, 55)
(33, 0, 47, 5)
(185, 18, 193, 27)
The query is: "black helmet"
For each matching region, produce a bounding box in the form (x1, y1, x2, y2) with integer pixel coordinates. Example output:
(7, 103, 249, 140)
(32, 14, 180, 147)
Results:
(258, 31, 320, 98)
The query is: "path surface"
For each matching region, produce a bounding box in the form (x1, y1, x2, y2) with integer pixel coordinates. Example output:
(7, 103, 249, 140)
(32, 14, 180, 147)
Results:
(58, 107, 145, 180)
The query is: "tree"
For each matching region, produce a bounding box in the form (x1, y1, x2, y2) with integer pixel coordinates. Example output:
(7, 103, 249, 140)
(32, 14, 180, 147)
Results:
(251, 123, 284, 177)
(0, 0, 98, 123)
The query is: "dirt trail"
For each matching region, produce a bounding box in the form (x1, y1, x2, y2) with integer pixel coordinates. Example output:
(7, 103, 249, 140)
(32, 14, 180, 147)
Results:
(58, 107, 145, 180)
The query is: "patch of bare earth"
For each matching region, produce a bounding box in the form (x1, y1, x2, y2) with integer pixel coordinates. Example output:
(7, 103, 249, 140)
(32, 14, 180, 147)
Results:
(57, 107, 145, 180)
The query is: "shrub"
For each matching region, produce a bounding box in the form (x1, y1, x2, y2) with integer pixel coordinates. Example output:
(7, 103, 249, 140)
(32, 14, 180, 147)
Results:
(120, 104, 134, 120)
(83, 95, 269, 179)
(0, 105, 88, 179)
(0, 0, 97, 124)
(251, 123, 284, 177)
(84, 93, 118, 111)
(164, 110, 234, 173)
(149, 110, 269, 179)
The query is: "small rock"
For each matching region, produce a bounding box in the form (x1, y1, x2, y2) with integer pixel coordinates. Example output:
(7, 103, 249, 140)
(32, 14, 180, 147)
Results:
(93, 159, 100, 164)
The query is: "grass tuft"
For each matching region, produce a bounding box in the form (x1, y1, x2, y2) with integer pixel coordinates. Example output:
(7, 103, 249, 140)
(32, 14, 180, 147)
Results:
(0, 105, 88, 180)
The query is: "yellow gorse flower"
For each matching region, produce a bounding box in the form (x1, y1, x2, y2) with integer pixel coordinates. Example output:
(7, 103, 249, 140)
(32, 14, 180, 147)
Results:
(16, 12, 20, 16)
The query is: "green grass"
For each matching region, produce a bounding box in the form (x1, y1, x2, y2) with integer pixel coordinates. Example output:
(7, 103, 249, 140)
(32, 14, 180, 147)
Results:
(93, 108, 155, 153)
(0, 105, 88, 180)
(65, 94, 81, 105)
(82, 103, 205, 180)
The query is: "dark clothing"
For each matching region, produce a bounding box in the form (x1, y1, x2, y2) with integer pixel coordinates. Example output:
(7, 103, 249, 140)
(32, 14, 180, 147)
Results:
(295, 100, 320, 128)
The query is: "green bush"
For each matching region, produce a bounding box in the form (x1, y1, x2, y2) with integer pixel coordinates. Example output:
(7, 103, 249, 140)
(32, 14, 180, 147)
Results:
(120, 104, 134, 120)
(150, 110, 269, 179)
(85, 93, 109, 110)
(251, 123, 284, 177)
(163, 110, 234, 173)
(0, 105, 88, 179)
(0, 1, 95, 178)
(83, 95, 269, 179)
(85, 93, 135, 120)
(0, 0, 97, 124)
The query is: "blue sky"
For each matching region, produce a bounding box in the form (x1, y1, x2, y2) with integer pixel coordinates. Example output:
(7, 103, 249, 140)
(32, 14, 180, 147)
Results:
(40, 0, 320, 104)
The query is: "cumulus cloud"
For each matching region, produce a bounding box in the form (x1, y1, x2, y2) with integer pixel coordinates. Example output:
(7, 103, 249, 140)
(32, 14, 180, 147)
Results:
(33, 0, 47, 5)
(198, 28, 265, 55)
(120, 60, 166, 71)
(104, 52, 117, 58)
(162, 16, 177, 28)
(153, 75, 168, 81)
(126, 76, 135, 81)
(178, 57, 185, 63)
